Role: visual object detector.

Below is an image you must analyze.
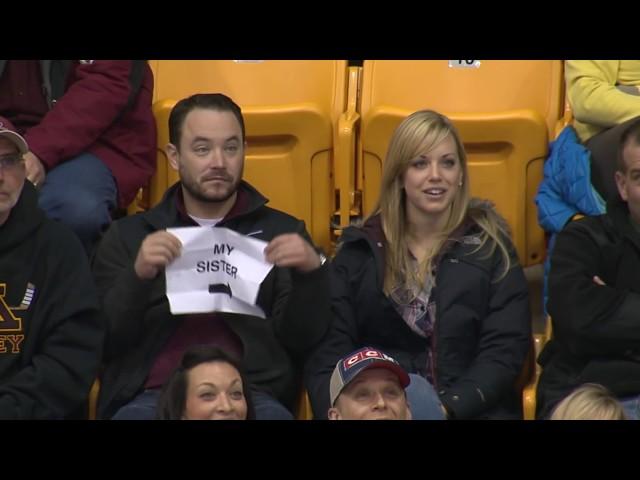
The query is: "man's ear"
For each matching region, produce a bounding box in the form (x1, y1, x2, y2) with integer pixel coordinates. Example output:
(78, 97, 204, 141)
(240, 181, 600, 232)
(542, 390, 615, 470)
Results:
(616, 170, 628, 202)
(166, 143, 179, 171)
(328, 407, 341, 420)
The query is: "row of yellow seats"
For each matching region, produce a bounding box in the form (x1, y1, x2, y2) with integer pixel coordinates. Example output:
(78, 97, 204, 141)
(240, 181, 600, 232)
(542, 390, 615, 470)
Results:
(113, 60, 565, 420)
(135, 60, 567, 266)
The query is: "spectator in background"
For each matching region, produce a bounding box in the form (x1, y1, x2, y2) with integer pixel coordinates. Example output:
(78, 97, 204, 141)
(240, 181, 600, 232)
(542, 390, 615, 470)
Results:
(0, 60, 156, 253)
(537, 118, 640, 420)
(566, 60, 640, 203)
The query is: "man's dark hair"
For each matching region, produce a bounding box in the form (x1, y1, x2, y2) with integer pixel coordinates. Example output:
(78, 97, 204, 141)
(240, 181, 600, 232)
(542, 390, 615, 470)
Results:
(617, 117, 640, 172)
(168, 93, 245, 149)
(156, 345, 255, 420)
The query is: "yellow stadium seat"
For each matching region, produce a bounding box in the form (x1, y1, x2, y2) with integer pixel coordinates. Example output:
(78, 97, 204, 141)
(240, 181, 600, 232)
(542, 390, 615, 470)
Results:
(356, 60, 565, 266)
(87, 378, 100, 420)
(516, 336, 536, 420)
(148, 60, 350, 253)
(523, 316, 553, 420)
(296, 388, 314, 420)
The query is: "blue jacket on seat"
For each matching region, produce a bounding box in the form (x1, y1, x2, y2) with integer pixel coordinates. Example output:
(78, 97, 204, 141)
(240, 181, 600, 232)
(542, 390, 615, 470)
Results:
(536, 126, 605, 233)
(535, 126, 606, 314)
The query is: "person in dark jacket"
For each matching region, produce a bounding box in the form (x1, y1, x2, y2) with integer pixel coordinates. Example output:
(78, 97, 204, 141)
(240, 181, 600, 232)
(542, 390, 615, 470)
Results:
(537, 117, 640, 419)
(0, 116, 104, 418)
(92, 93, 330, 420)
(0, 60, 156, 253)
(157, 345, 255, 420)
(305, 110, 532, 420)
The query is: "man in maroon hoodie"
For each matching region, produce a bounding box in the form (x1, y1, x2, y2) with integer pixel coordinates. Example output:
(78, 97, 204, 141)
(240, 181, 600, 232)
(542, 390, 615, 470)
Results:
(0, 60, 156, 253)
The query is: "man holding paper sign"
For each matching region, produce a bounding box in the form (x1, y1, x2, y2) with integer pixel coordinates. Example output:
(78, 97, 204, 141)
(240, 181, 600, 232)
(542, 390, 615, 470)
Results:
(92, 93, 330, 420)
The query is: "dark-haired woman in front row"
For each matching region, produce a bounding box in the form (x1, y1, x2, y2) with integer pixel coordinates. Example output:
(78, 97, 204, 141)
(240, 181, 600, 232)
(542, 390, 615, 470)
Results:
(157, 345, 255, 420)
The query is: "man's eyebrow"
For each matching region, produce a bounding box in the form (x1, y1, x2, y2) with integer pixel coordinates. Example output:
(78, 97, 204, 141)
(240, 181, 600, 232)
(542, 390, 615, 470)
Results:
(190, 136, 211, 144)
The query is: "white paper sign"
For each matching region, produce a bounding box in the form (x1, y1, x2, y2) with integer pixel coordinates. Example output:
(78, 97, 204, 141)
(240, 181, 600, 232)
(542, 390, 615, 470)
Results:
(165, 226, 274, 318)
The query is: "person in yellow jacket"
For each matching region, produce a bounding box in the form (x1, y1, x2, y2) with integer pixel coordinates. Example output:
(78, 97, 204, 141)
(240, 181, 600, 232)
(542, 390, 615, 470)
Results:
(566, 60, 640, 202)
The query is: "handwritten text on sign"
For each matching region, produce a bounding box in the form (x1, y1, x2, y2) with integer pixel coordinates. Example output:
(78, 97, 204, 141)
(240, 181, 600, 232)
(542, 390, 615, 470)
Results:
(165, 227, 274, 318)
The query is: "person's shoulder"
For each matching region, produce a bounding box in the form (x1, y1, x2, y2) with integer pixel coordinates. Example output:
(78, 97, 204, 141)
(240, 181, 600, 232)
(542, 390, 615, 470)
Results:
(91, 215, 141, 248)
(467, 198, 512, 241)
(113, 210, 152, 230)
(561, 213, 608, 236)
(338, 224, 370, 247)
(39, 217, 83, 246)
(333, 226, 376, 265)
(249, 206, 311, 239)
(111, 203, 171, 236)
(259, 206, 302, 225)
(556, 213, 617, 254)
(238, 182, 304, 229)
(36, 218, 88, 265)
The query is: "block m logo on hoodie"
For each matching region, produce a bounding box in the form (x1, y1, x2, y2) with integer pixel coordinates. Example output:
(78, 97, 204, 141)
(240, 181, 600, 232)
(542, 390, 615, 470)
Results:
(0, 283, 27, 354)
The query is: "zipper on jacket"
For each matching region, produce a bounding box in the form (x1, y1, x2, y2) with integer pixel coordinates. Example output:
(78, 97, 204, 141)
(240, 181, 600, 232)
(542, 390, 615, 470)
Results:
(430, 286, 439, 390)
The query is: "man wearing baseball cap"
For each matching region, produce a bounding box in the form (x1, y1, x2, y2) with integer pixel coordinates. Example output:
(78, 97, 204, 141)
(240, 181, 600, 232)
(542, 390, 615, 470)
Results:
(328, 347, 412, 420)
(0, 116, 103, 418)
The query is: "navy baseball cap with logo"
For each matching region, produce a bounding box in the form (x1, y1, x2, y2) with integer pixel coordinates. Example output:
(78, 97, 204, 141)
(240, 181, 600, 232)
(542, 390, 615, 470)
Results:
(0, 116, 28, 154)
(329, 346, 411, 406)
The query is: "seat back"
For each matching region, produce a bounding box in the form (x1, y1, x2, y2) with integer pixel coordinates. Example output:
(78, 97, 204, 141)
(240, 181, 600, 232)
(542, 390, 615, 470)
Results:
(358, 60, 565, 266)
(150, 60, 349, 252)
(523, 316, 554, 420)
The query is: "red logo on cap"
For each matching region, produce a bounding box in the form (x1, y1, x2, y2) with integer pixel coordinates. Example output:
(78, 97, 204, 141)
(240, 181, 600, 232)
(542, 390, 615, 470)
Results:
(343, 349, 388, 370)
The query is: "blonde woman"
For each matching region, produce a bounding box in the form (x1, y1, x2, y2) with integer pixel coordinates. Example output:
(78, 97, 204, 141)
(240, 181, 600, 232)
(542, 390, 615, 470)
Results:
(305, 110, 532, 419)
(550, 384, 627, 420)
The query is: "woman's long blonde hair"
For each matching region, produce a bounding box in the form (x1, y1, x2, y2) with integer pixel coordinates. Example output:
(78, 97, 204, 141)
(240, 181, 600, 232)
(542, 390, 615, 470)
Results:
(365, 110, 512, 296)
